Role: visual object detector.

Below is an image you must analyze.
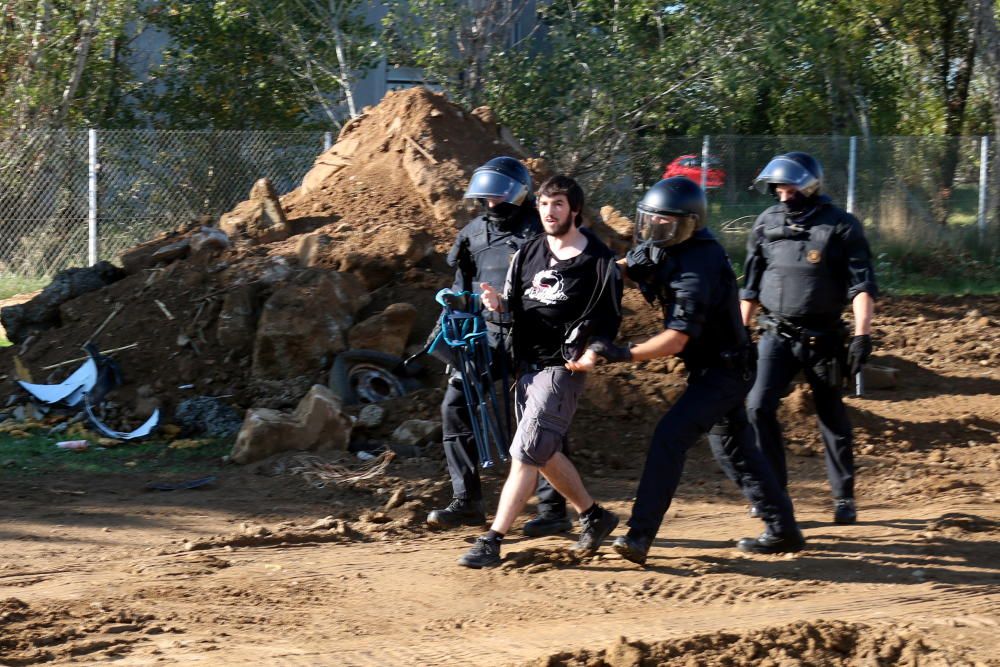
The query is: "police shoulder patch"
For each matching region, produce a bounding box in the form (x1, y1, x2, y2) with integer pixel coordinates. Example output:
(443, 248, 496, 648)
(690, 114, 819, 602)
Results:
(806, 248, 822, 264)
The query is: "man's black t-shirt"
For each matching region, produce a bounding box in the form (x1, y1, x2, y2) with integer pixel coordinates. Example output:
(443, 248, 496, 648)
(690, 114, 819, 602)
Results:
(506, 228, 621, 367)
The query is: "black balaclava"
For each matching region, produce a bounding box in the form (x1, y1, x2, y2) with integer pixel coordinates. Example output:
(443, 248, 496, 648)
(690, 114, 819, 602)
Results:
(783, 190, 816, 216)
(482, 201, 521, 230)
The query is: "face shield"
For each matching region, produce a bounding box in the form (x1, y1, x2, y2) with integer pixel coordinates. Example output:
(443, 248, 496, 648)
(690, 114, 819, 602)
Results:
(634, 209, 688, 247)
(463, 169, 529, 206)
(753, 156, 820, 195)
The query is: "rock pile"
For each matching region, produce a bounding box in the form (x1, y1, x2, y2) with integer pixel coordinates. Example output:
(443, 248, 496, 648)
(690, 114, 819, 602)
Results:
(1, 87, 617, 463)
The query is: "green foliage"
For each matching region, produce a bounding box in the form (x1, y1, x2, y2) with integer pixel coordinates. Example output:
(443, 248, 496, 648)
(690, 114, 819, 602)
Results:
(0, 275, 47, 300)
(0, 428, 231, 477)
(0, 0, 138, 129)
(136, 2, 321, 128)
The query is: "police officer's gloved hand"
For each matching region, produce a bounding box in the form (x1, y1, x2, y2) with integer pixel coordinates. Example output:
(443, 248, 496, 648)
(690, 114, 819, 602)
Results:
(588, 339, 634, 364)
(625, 242, 658, 283)
(847, 334, 872, 376)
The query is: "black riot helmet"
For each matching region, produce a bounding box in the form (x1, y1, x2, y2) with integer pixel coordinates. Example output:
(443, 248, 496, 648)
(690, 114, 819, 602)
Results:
(463, 156, 531, 206)
(634, 177, 707, 247)
(753, 151, 823, 197)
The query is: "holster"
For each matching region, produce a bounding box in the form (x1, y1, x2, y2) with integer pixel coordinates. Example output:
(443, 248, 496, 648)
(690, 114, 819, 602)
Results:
(761, 315, 847, 389)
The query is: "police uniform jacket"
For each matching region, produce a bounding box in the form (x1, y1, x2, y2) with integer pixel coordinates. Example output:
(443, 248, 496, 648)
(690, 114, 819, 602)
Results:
(740, 196, 878, 329)
(641, 228, 749, 371)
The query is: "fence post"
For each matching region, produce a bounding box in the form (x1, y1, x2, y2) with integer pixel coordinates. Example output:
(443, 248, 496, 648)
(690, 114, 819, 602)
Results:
(700, 135, 710, 189)
(88, 128, 98, 266)
(323, 131, 333, 152)
(846, 136, 857, 215)
(978, 135, 989, 236)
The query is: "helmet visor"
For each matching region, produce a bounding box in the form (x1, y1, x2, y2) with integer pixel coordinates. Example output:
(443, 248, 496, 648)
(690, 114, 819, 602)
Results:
(463, 169, 529, 205)
(635, 209, 683, 246)
(753, 156, 819, 194)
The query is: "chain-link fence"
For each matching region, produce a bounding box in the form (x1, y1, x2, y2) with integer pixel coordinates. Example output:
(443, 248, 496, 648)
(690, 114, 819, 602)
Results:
(0, 130, 328, 278)
(655, 135, 996, 260)
(0, 131, 995, 280)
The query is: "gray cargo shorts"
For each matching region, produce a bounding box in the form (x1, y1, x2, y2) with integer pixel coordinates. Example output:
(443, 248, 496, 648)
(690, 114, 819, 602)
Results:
(509, 366, 586, 466)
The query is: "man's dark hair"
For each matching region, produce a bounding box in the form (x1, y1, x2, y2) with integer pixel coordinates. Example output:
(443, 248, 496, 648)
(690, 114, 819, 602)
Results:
(538, 175, 585, 227)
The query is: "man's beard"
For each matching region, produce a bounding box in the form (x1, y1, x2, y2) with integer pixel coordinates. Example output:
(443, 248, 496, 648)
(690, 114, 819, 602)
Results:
(545, 217, 573, 237)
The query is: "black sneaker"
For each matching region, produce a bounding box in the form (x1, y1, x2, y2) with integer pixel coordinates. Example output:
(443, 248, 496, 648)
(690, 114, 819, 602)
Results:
(427, 498, 486, 529)
(571, 506, 619, 556)
(612, 532, 654, 565)
(833, 498, 857, 525)
(457, 535, 502, 568)
(522, 514, 573, 537)
(737, 530, 806, 554)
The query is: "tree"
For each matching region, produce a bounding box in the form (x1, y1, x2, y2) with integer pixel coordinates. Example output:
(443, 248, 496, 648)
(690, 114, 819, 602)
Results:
(382, 0, 533, 108)
(0, 0, 136, 129)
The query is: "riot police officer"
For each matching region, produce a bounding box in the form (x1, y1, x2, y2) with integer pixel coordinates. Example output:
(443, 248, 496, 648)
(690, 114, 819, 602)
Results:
(572, 177, 805, 563)
(741, 152, 877, 524)
(427, 157, 571, 536)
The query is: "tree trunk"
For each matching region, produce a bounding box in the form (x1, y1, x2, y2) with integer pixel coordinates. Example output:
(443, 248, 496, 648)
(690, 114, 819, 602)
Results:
(14, 0, 53, 129)
(53, 0, 101, 128)
(935, 0, 978, 224)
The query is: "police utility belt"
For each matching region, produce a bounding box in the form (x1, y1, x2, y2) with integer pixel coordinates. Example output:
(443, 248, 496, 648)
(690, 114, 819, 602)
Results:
(760, 315, 845, 347)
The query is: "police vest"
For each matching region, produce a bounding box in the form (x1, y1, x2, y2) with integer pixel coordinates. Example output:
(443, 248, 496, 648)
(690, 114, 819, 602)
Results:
(758, 205, 852, 322)
(454, 213, 540, 292)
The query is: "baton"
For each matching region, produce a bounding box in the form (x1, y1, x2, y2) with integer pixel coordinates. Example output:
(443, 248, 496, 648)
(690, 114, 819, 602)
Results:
(854, 370, 864, 397)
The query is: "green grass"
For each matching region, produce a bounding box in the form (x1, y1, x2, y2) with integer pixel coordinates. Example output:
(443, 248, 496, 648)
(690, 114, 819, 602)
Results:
(0, 275, 47, 301)
(0, 429, 231, 478)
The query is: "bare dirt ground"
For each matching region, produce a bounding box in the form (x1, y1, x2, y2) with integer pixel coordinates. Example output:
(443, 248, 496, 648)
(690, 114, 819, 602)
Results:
(2, 294, 999, 666)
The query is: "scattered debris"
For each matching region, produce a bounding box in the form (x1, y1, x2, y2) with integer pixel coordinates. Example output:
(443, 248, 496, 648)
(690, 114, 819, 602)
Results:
(145, 475, 217, 491)
(284, 450, 395, 488)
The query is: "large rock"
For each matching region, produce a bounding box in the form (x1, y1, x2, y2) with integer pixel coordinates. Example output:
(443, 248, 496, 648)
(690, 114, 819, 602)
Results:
(347, 303, 418, 357)
(216, 283, 263, 354)
(252, 269, 370, 379)
(391, 419, 442, 446)
(118, 219, 203, 274)
(219, 178, 290, 243)
(296, 232, 334, 268)
(189, 226, 230, 256)
(0, 262, 125, 344)
(229, 384, 353, 464)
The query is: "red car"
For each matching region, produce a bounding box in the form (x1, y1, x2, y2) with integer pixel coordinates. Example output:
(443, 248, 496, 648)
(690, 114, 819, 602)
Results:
(663, 155, 726, 189)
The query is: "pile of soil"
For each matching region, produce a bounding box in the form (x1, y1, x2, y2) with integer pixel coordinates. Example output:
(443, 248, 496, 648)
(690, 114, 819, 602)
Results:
(524, 619, 983, 666)
(0, 88, 561, 430)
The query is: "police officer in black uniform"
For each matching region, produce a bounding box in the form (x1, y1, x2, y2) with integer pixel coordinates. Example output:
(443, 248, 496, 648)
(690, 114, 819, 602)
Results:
(571, 177, 805, 563)
(740, 152, 877, 524)
(427, 157, 571, 536)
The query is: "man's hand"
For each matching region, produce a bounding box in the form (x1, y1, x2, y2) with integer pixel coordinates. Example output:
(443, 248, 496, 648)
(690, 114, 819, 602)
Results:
(625, 242, 658, 283)
(588, 339, 633, 364)
(846, 334, 872, 376)
(565, 348, 599, 372)
(479, 282, 502, 311)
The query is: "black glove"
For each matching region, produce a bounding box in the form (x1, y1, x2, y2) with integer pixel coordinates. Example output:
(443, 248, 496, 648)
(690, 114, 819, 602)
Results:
(846, 334, 872, 376)
(625, 242, 658, 283)
(588, 339, 634, 364)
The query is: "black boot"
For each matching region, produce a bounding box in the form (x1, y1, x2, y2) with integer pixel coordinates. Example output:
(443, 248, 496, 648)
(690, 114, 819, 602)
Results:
(427, 498, 486, 529)
(612, 531, 654, 565)
(833, 498, 857, 525)
(571, 505, 619, 556)
(737, 530, 805, 554)
(457, 535, 502, 568)
(522, 513, 573, 537)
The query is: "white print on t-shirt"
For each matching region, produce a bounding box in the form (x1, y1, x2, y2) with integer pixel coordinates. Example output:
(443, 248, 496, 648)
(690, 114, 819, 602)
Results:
(524, 269, 568, 305)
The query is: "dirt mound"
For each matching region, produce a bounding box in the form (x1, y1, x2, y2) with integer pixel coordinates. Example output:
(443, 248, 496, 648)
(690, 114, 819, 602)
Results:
(0, 596, 161, 665)
(524, 620, 984, 666)
(0, 88, 540, 432)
